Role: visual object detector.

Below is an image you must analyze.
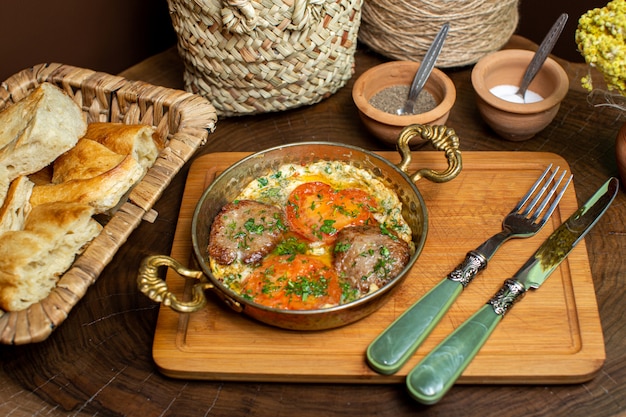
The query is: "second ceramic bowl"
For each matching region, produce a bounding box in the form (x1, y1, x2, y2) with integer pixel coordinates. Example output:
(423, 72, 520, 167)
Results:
(471, 49, 569, 141)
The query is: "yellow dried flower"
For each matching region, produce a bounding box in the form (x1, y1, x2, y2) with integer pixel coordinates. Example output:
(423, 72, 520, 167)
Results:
(575, 0, 626, 96)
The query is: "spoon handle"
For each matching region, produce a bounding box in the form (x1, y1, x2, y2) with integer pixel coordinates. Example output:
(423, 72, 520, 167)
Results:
(402, 22, 449, 114)
(517, 13, 568, 97)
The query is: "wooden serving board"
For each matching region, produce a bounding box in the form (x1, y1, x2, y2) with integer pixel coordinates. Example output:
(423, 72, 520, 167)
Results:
(151, 151, 605, 384)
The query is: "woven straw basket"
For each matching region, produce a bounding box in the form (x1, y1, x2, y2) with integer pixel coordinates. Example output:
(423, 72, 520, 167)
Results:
(359, 0, 519, 68)
(0, 63, 217, 345)
(167, 0, 363, 117)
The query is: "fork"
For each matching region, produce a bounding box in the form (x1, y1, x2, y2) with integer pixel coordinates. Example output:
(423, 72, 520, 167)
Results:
(366, 165, 572, 375)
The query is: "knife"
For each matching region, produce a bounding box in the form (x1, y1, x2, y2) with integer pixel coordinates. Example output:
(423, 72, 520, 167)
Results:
(405, 177, 619, 405)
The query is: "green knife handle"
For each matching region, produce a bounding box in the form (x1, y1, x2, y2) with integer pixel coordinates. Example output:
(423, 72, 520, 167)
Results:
(406, 304, 502, 405)
(366, 251, 487, 375)
(366, 279, 463, 375)
(405, 278, 526, 405)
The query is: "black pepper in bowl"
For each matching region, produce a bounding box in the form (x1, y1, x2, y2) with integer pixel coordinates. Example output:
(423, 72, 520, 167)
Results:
(369, 85, 437, 115)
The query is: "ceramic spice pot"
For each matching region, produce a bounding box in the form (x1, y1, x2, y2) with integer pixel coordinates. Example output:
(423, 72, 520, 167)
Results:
(352, 61, 456, 146)
(471, 49, 569, 141)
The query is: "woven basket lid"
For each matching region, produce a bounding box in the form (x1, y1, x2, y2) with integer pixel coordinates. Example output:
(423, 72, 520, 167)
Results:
(358, 0, 519, 68)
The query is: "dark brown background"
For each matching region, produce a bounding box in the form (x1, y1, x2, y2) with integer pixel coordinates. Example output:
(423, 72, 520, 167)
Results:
(0, 0, 609, 82)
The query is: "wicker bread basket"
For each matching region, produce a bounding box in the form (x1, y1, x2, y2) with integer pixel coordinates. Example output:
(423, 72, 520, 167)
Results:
(167, 0, 363, 117)
(0, 63, 217, 345)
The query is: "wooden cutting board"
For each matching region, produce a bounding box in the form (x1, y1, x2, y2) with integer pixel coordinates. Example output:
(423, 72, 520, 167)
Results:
(151, 151, 605, 384)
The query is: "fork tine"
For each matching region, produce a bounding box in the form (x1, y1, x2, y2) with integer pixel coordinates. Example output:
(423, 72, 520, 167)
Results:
(515, 164, 560, 216)
(529, 167, 567, 221)
(529, 169, 567, 220)
(536, 172, 572, 225)
(511, 164, 553, 212)
(520, 167, 561, 216)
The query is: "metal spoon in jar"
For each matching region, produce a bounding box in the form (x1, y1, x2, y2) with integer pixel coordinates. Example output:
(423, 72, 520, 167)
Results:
(516, 13, 568, 101)
(397, 22, 449, 115)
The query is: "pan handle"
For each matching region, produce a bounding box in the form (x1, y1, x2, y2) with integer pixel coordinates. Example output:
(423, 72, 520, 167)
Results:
(137, 255, 211, 313)
(396, 124, 462, 183)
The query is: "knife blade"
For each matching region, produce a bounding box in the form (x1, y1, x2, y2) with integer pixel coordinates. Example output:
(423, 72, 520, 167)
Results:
(405, 177, 619, 405)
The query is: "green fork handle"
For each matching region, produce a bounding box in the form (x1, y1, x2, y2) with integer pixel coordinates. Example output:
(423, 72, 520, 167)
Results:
(366, 251, 487, 375)
(366, 278, 463, 375)
(405, 304, 502, 405)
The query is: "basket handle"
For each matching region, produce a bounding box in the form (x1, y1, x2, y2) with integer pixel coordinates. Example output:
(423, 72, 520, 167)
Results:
(221, 0, 315, 33)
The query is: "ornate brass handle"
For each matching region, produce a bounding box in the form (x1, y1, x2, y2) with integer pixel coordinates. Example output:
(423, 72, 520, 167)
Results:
(396, 124, 462, 183)
(137, 255, 210, 313)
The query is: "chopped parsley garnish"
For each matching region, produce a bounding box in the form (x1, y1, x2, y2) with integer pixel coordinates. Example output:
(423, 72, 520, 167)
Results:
(261, 187, 282, 199)
(373, 245, 395, 278)
(319, 219, 337, 235)
(340, 281, 360, 304)
(275, 236, 308, 256)
(285, 275, 330, 301)
(334, 204, 360, 218)
(334, 241, 351, 253)
(379, 223, 398, 240)
(244, 218, 265, 234)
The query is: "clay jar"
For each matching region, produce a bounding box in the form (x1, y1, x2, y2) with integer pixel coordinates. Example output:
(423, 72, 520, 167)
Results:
(352, 61, 456, 146)
(471, 49, 569, 141)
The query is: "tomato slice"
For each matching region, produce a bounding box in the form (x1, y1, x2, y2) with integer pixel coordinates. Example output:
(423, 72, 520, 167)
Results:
(285, 181, 376, 243)
(242, 254, 342, 310)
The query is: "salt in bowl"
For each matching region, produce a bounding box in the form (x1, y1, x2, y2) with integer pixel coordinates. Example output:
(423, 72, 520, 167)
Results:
(471, 49, 569, 141)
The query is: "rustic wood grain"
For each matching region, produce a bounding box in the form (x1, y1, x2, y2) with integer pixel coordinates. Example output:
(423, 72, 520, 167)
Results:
(0, 36, 624, 417)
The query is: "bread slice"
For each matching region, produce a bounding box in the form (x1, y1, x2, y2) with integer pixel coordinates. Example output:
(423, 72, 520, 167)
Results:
(0, 166, 9, 207)
(0, 202, 102, 311)
(0, 83, 87, 181)
(30, 155, 144, 213)
(0, 176, 34, 233)
(83, 122, 162, 171)
(51, 138, 126, 183)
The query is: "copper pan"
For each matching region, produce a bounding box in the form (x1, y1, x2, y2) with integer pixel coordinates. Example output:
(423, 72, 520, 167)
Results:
(138, 124, 462, 330)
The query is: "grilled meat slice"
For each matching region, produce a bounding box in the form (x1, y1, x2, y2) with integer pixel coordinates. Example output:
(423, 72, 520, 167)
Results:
(208, 200, 286, 265)
(333, 225, 410, 294)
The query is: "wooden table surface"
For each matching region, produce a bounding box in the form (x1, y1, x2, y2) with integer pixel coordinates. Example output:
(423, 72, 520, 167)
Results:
(1, 36, 624, 416)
